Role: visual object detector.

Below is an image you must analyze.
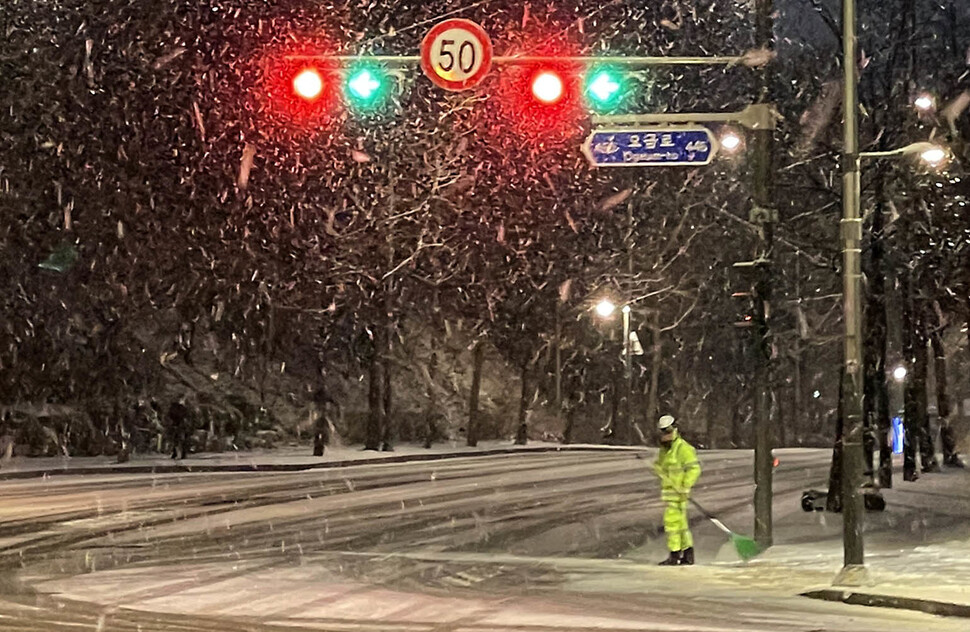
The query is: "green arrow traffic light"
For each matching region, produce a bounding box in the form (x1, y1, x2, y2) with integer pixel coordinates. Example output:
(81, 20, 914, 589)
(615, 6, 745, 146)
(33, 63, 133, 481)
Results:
(345, 65, 387, 108)
(585, 68, 623, 109)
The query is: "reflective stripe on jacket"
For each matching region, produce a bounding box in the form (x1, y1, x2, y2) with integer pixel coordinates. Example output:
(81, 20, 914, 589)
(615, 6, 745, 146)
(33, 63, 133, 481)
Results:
(653, 431, 701, 502)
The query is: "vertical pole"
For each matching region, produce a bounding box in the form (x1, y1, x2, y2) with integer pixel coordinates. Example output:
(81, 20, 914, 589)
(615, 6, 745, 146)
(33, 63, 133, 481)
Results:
(624, 200, 635, 445)
(839, 0, 867, 580)
(554, 304, 563, 433)
(381, 152, 397, 451)
(752, 0, 775, 549)
(623, 307, 632, 445)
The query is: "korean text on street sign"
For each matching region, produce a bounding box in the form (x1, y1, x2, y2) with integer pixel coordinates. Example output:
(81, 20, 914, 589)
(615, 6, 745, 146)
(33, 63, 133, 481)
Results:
(420, 19, 493, 91)
(582, 127, 718, 167)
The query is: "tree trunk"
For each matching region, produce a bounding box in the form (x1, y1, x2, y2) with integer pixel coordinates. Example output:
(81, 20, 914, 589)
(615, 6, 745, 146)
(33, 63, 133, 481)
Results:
(826, 367, 845, 513)
(606, 365, 620, 443)
(115, 396, 131, 464)
(381, 318, 394, 451)
(730, 393, 744, 448)
(365, 333, 383, 451)
(900, 269, 919, 481)
(930, 328, 958, 464)
(793, 259, 805, 445)
(381, 151, 396, 451)
(914, 310, 936, 471)
(869, 200, 893, 488)
(467, 340, 485, 447)
(563, 402, 577, 445)
(776, 391, 787, 447)
(553, 305, 562, 432)
(514, 362, 533, 445)
(424, 351, 439, 449)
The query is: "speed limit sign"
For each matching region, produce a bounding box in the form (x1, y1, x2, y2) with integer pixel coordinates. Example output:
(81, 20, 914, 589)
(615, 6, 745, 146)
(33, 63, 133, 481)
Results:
(420, 19, 493, 91)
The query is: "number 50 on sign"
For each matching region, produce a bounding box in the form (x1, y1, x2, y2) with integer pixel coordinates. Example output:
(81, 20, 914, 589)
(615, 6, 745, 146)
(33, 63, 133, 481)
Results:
(420, 19, 493, 91)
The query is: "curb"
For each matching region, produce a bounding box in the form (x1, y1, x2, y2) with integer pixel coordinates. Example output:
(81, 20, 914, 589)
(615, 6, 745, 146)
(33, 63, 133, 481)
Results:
(0, 445, 648, 481)
(801, 589, 970, 619)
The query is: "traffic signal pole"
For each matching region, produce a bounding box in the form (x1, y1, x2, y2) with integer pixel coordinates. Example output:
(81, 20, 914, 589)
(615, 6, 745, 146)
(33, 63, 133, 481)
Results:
(751, 0, 775, 550)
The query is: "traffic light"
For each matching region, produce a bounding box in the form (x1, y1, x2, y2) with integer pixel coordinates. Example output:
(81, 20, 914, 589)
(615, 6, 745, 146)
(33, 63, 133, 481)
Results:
(585, 68, 624, 110)
(345, 64, 388, 109)
(531, 70, 565, 104)
(293, 68, 324, 101)
(490, 62, 584, 136)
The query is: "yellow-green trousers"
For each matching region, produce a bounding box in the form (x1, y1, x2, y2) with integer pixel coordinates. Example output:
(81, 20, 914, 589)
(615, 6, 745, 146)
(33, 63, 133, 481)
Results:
(663, 500, 693, 552)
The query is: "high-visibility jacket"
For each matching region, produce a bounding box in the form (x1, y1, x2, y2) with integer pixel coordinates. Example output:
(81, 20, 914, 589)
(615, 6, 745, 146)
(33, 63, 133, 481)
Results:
(653, 431, 701, 502)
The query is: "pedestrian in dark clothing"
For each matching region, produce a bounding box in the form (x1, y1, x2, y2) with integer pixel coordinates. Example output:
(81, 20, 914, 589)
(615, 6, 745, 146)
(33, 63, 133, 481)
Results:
(168, 401, 191, 460)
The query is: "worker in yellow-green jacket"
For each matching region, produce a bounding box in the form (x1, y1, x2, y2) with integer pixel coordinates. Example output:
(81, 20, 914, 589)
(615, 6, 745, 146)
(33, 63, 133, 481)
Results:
(653, 415, 701, 566)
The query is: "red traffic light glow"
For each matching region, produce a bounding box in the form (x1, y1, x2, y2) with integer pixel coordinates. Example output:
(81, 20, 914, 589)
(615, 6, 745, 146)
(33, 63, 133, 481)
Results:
(531, 71, 564, 104)
(494, 61, 584, 138)
(293, 68, 324, 101)
(257, 41, 341, 134)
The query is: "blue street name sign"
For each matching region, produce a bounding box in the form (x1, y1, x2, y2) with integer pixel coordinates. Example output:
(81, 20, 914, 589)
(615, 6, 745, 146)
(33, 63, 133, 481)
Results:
(582, 126, 717, 167)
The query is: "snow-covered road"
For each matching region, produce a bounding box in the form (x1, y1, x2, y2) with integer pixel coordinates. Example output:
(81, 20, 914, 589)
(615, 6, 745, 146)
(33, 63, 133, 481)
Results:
(0, 448, 967, 630)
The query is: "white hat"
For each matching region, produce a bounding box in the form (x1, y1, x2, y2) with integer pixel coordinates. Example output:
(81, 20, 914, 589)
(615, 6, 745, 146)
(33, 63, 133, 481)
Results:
(658, 415, 676, 431)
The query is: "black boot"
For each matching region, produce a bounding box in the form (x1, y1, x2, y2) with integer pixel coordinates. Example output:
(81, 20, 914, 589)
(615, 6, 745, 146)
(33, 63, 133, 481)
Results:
(680, 547, 695, 566)
(944, 455, 966, 468)
(658, 551, 682, 566)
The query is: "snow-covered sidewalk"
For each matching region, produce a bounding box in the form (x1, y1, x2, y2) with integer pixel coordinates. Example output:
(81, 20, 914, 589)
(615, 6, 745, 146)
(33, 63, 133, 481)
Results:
(619, 457, 970, 618)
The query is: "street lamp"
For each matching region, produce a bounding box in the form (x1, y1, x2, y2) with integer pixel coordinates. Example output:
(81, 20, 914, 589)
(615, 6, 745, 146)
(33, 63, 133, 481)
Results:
(860, 141, 948, 165)
(918, 146, 947, 167)
(914, 93, 935, 112)
(839, 0, 866, 585)
(841, 0, 949, 584)
(892, 365, 908, 382)
(720, 130, 743, 152)
(595, 299, 616, 319)
(593, 298, 635, 445)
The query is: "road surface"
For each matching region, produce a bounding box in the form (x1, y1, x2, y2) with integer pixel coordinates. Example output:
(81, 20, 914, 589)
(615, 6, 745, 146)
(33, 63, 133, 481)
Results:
(0, 448, 964, 631)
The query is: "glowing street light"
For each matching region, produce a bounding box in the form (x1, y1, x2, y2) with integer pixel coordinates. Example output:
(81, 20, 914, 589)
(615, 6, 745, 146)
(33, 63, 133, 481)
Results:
(892, 366, 908, 382)
(919, 145, 947, 166)
(720, 130, 743, 152)
(914, 93, 935, 112)
(594, 299, 616, 319)
(293, 68, 324, 101)
(860, 141, 948, 167)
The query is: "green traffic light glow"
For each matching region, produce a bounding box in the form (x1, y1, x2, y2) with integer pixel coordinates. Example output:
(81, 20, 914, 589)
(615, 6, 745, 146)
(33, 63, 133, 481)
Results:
(586, 69, 623, 108)
(345, 66, 386, 106)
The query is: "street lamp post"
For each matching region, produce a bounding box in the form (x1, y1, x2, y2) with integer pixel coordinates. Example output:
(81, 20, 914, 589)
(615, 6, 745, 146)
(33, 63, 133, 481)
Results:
(840, 0, 948, 583)
(838, 0, 867, 585)
(593, 299, 636, 445)
(622, 305, 633, 445)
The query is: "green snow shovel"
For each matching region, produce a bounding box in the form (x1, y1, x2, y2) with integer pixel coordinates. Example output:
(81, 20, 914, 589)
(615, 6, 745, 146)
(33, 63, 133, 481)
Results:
(648, 465, 765, 562)
(682, 495, 764, 562)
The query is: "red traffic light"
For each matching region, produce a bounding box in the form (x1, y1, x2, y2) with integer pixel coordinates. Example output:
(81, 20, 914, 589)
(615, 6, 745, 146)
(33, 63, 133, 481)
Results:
(293, 68, 324, 101)
(531, 71, 564, 104)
